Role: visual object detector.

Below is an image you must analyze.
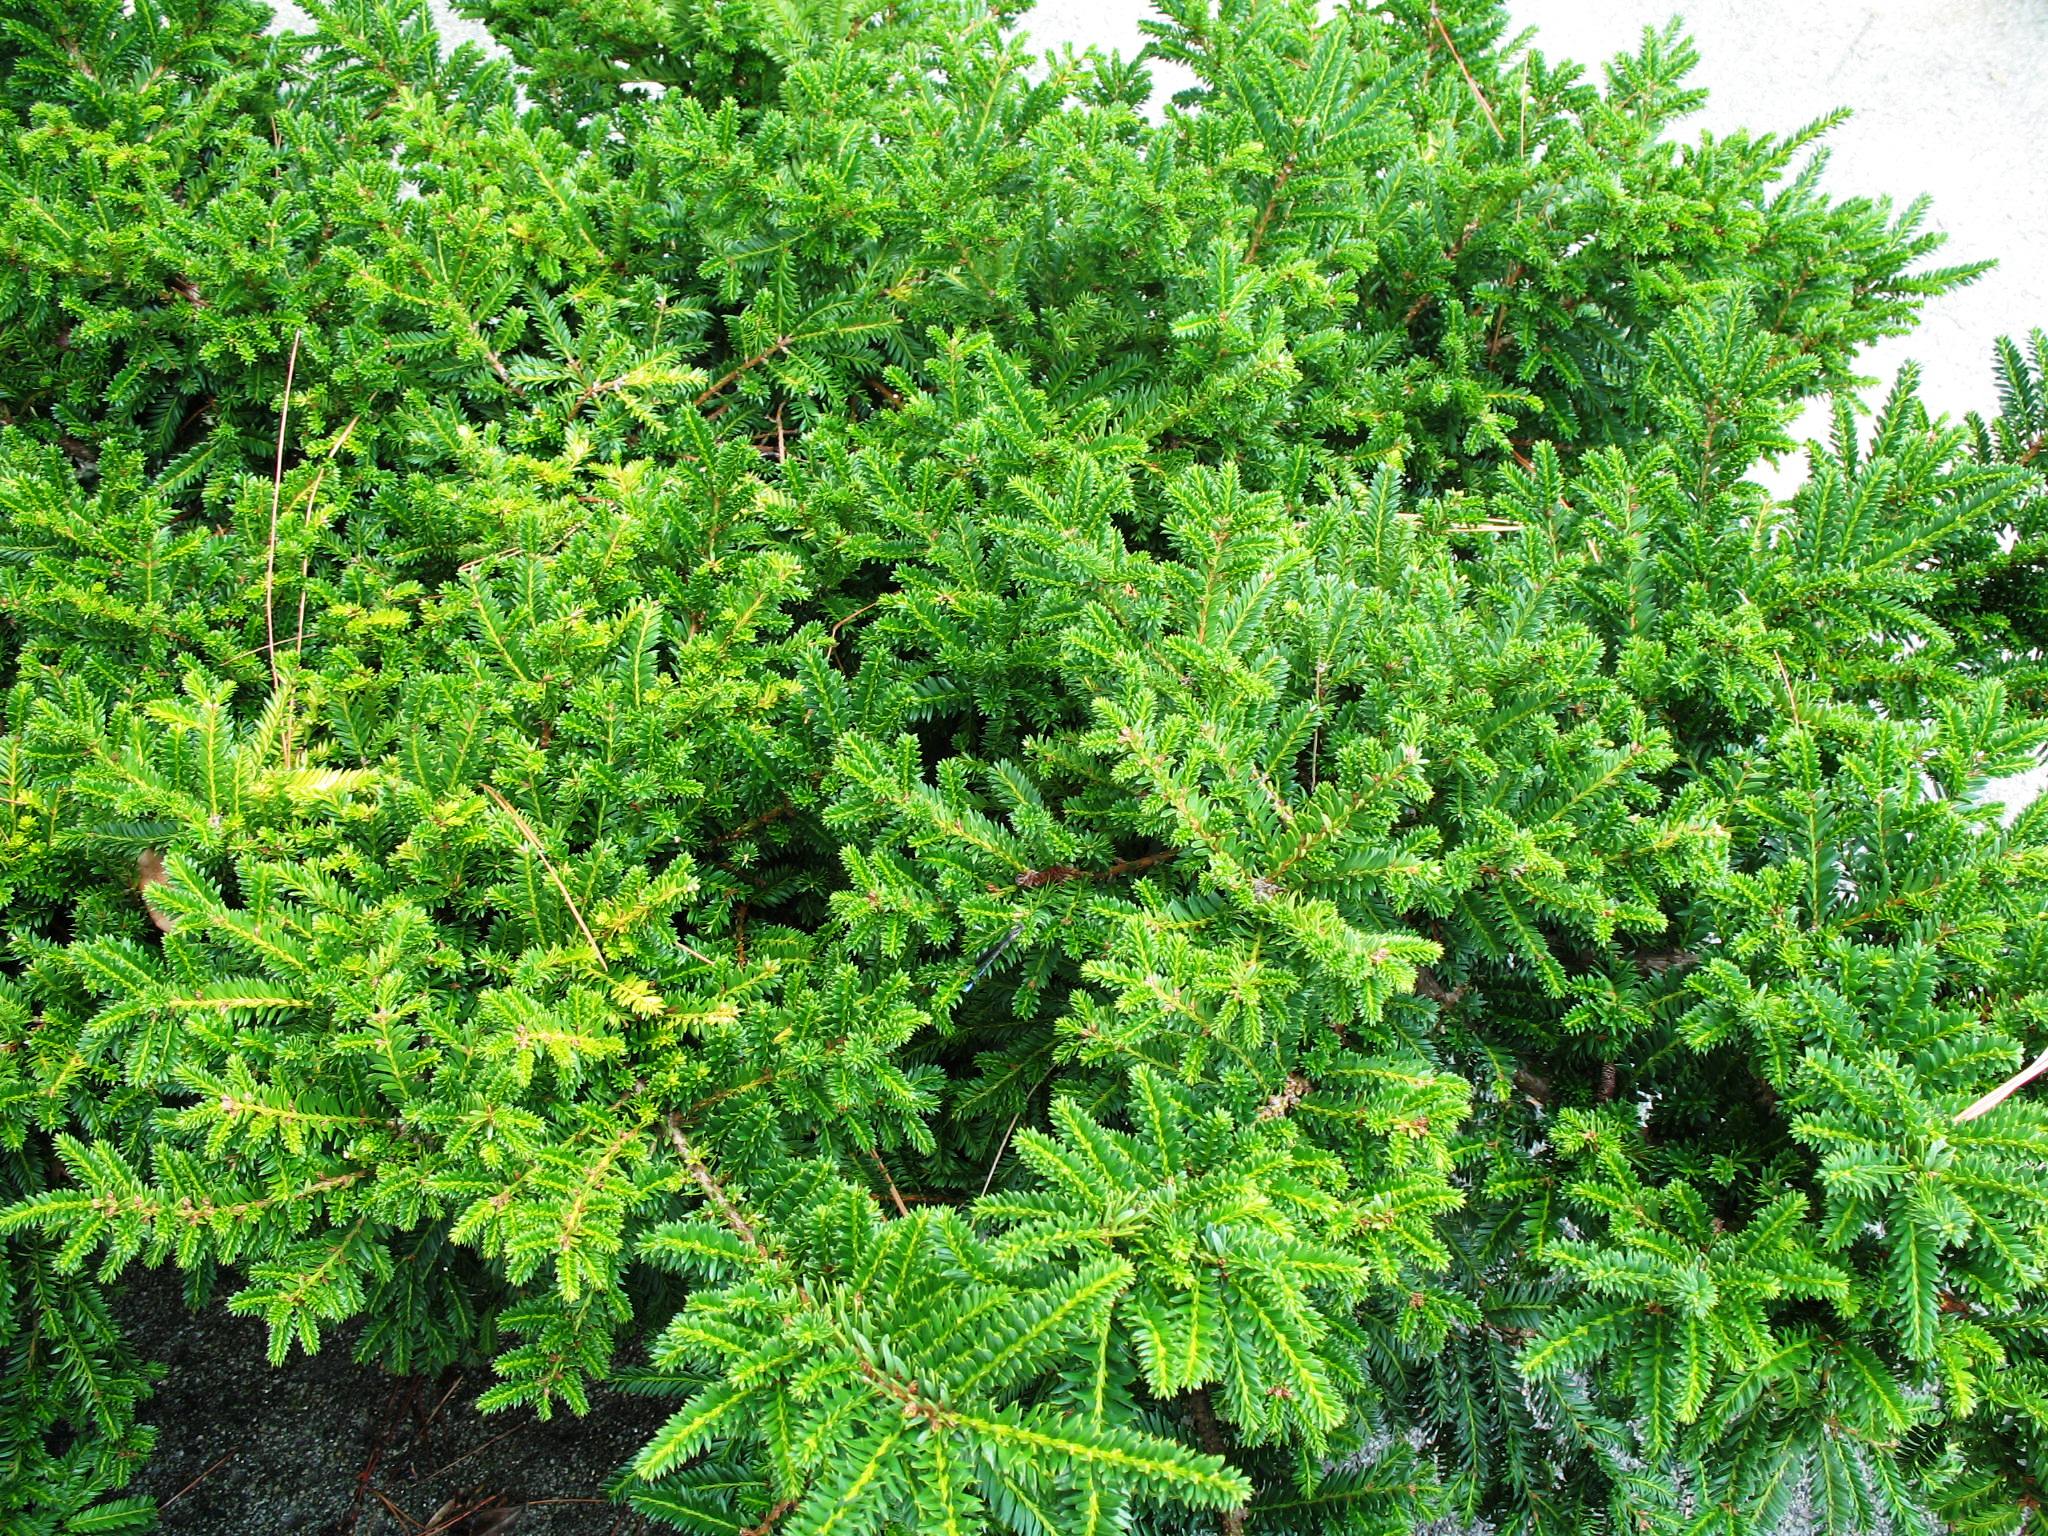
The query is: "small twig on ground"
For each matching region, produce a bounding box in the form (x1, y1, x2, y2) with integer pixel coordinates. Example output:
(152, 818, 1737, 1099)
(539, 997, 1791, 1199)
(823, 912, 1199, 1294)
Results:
(345, 1375, 423, 1535)
(162, 1450, 237, 1510)
(373, 1487, 424, 1531)
(418, 1370, 464, 1442)
(397, 1427, 521, 1492)
(419, 1493, 514, 1536)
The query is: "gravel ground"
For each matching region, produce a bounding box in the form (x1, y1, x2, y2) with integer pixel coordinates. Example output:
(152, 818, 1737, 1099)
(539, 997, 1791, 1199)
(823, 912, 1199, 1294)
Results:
(122, 1267, 670, 1534)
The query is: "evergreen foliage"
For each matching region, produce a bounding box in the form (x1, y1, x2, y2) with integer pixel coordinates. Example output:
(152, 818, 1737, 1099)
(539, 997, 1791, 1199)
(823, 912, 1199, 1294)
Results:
(2, 0, 2046, 1530)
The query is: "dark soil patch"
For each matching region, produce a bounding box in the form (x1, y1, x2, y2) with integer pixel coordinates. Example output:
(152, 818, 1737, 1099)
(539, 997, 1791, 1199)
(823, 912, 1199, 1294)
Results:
(119, 1267, 672, 1534)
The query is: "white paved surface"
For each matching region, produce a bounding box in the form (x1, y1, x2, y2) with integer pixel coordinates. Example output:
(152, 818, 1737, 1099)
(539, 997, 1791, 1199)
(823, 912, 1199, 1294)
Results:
(1507, 0, 2048, 422)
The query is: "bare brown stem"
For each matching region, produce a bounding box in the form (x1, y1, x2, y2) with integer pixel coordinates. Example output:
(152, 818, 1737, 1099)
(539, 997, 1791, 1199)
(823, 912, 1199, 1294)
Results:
(1957, 1045, 2048, 1123)
(1430, 6, 1504, 141)
(480, 784, 608, 971)
(264, 329, 302, 698)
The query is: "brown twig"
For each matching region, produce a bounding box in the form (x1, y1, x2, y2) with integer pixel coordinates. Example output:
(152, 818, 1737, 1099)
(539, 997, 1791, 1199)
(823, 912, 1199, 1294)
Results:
(996, 847, 1179, 893)
(1430, 5, 1505, 141)
(979, 1113, 1022, 1200)
(1398, 214, 1486, 328)
(264, 328, 303, 696)
(345, 1375, 423, 1534)
(1185, 1389, 1246, 1536)
(1956, 1045, 2048, 1123)
(1245, 157, 1296, 264)
(162, 1450, 237, 1510)
(291, 414, 361, 664)
(665, 1115, 770, 1262)
(976, 1044, 1064, 1200)
(712, 802, 793, 846)
(694, 336, 790, 407)
(419, 1494, 514, 1536)
(740, 1497, 801, 1536)
(1629, 947, 1699, 977)
(372, 1488, 423, 1531)
(418, 1369, 465, 1441)
(1486, 261, 1524, 360)
(481, 784, 608, 971)
(397, 1428, 521, 1490)
(684, 1071, 774, 1118)
(868, 1146, 910, 1217)
(826, 598, 880, 659)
